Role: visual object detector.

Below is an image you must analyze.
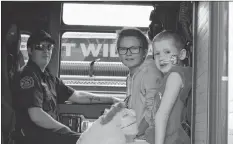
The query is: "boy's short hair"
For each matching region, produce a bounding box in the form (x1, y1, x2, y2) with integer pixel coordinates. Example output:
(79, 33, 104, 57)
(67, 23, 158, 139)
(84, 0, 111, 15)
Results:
(116, 27, 149, 50)
(152, 30, 185, 50)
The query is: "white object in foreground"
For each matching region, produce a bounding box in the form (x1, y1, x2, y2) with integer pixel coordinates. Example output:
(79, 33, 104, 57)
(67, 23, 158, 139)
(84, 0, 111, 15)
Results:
(76, 102, 138, 144)
(128, 139, 150, 144)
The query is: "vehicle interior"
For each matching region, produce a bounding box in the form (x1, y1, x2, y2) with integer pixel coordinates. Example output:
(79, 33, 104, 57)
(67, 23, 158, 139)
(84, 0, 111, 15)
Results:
(1, 1, 232, 144)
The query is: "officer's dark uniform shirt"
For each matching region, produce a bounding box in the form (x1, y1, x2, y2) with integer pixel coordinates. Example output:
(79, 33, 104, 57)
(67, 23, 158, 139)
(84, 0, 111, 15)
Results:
(16, 59, 74, 134)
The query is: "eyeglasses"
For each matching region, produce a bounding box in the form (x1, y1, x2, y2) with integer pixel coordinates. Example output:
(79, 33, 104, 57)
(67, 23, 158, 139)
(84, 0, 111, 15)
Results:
(118, 46, 141, 55)
(34, 44, 54, 51)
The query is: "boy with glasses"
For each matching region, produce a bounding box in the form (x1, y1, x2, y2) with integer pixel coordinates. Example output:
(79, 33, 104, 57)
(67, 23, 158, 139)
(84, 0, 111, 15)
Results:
(117, 27, 163, 142)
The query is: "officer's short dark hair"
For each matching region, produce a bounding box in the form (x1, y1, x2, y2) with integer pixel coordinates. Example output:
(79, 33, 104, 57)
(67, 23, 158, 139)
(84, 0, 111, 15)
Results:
(27, 30, 55, 49)
(116, 27, 149, 50)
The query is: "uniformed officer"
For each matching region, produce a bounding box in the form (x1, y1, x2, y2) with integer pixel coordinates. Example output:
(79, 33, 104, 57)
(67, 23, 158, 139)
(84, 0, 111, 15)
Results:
(14, 30, 120, 144)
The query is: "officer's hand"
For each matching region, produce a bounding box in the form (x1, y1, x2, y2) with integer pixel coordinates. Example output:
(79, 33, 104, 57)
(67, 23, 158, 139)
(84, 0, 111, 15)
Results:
(65, 126, 72, 132)
(56, 126, 72, 134)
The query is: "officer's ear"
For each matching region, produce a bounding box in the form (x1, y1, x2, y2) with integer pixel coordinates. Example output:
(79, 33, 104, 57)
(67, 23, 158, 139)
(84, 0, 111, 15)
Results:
(27, 46, 32, 55)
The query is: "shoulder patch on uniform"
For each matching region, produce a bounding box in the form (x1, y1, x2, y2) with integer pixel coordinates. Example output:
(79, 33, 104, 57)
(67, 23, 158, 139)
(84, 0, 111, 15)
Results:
(20, 76, 34, 89)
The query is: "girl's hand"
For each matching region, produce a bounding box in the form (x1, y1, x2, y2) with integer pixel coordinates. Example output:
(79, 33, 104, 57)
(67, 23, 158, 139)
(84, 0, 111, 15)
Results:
(112, 96, 122, 103)
(125, 134, 136, 143)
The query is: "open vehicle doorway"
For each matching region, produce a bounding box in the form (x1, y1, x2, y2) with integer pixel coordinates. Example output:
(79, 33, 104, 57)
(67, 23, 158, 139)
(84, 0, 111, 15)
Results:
(57, 2, 194, 144)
